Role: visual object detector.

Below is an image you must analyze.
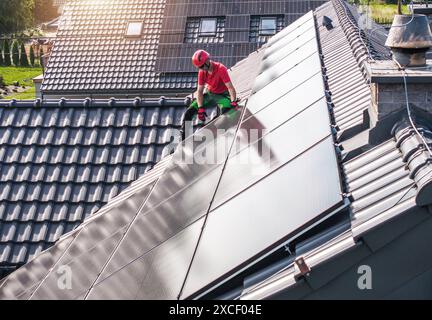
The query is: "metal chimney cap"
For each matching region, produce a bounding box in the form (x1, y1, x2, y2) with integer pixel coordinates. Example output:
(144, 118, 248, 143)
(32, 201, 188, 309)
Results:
(385, 14, 432, 49)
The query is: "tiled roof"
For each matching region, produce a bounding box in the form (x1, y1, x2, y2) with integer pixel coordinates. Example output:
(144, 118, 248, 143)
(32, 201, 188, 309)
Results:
(42, 0, 327, 95)
(155, 0, 327, 73)
(42, 0, 197, 94)
(236, 0, 432, 299)
(0, 6, 344, 299)
(0, 97, 196, 277)
(2, 0, 432, 300)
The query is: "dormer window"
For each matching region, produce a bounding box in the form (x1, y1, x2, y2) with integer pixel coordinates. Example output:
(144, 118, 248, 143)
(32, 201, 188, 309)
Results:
(125, 21, 143, 37)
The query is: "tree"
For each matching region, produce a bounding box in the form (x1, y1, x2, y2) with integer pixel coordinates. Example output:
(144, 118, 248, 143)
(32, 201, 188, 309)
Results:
(0, 42, 4, 66)
(12, 40, 20, 66)
(3, 40, 11, 66)
(39, 46, 44, 67)
(29, 45, 35, 66)
(20, 42, 29, 66)
(34, 0, 58, 24)
(0, 0, 35, 36)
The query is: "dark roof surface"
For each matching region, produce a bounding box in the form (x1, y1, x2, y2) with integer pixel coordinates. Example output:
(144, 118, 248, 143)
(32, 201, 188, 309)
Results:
(2, 0, 432, 300)
(155, 0, 327, 73)
(0, 5, 345, 299)
(42, 0, 327, 95)
(42, 0, 197, 94)
(0, 97, 196, 277)
(236, 0, 432, 299)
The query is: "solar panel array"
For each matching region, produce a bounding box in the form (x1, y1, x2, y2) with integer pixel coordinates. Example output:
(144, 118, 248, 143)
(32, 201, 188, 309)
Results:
(0, 11, 343, 300)
(180, 11, 343, 298)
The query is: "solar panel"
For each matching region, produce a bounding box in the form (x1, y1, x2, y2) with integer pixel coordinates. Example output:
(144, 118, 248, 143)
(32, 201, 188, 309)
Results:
(34, 227, 128, 299)
(212, 97, 331, 209)
(254, 42, 319, 93)
(264, 19, 315, 59)
(263, 23, 317, 63)
(87, 217, 204, 300)
(177, 10, 344, 298)
(250, 53, 322, 101)
(260, 28, 318, 73)
(246, 72, 325, 115)
(0, 236, 75, 300)
(28, 182, 156, 299)
(181, 136, 343, 299)
(266, 11, 313, 47)
(91, 110, 243, 289)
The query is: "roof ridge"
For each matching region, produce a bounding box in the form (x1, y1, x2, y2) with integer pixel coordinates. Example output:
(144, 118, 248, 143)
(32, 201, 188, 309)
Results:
(0, 97, 189, 108)
(331, 0, 371, 79)
(331, 0, 391, 81)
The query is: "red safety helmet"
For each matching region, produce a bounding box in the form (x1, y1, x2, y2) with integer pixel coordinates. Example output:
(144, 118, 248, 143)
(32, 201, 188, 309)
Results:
(192, 50, 210, 68)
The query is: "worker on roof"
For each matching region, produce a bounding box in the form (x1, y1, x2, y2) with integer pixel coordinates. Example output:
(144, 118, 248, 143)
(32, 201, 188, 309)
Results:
(180, 49, 238, 140)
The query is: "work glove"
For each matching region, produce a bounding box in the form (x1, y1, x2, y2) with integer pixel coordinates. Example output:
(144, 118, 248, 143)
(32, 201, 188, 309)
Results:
(197, 107, 207, 122)
(230, 100, 239, 108)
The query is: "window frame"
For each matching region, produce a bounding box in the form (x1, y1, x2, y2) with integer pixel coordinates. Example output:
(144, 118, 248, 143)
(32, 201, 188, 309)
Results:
(125, 20, 144, 38)
(259, 17, 277, 36)
(199, 18, 217, 37)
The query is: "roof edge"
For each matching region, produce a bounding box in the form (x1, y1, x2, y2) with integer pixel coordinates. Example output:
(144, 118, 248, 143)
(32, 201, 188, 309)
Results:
(0, 97, 190, 108)
(393, 120, 432, 206)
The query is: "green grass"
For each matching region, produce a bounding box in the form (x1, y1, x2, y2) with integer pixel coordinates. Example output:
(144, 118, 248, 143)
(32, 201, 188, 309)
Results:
(6, 86, 36, 100)
(349, 1, 410, 24)
(0, 66, 42, 100)
(366, 4, 410, 24)
(0, 66, 43, 87)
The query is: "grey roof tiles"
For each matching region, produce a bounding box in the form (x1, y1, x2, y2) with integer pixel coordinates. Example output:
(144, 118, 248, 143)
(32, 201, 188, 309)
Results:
(2, 0, 432, 300)
(42, 0, 327, 95)
(237, 0, 432, 299)
(0, 98, 192, 276)
(43, 0, 196, 94)
(0, 4, 345, 299)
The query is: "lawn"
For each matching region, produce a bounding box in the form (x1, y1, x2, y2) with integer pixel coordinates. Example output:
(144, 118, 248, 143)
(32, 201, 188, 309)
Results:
(1, 66, 42, 86)
(366, 3, 410, 24)
(6, 86, 36, 100)
(0, 66, 42, 100)
(349, 1, 410, 24)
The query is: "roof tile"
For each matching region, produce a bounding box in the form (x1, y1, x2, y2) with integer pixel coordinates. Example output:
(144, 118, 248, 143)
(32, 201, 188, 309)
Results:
(0, 0, 318, 280)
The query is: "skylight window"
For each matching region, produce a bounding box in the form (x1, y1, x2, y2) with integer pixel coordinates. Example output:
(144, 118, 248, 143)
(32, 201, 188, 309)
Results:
(259, 17, 277, 35)
(126, 21, 143, 37)
(184, 17, 225, 43)
(199, 18, 217, 36)
(250, 15, 284, 44)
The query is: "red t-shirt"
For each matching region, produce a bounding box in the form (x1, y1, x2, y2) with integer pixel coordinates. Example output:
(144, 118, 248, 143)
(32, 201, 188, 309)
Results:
(198, 62, 231, 94)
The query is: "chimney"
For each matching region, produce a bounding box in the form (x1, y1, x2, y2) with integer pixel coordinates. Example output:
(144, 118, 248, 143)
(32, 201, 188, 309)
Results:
(385, 14, 432, 67)
(366, 14, 432, 145)
(363, 14, 432, 207)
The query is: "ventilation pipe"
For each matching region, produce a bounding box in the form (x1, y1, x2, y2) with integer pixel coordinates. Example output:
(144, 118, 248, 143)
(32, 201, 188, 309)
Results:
(385, 14, 432, 67)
